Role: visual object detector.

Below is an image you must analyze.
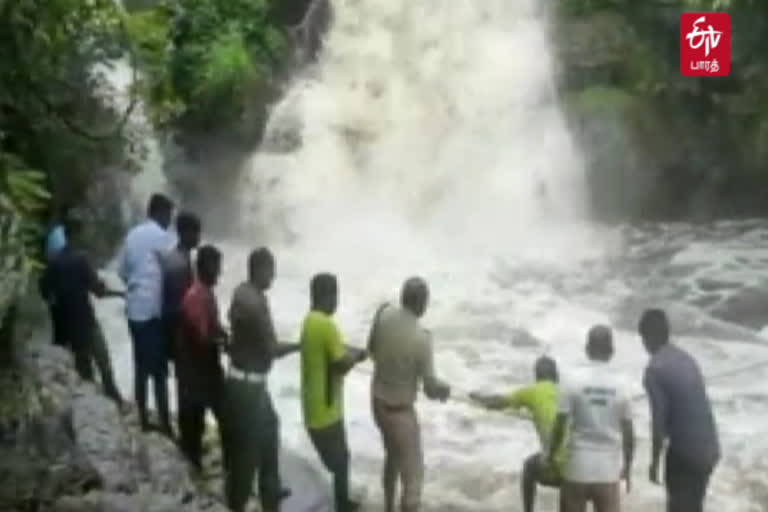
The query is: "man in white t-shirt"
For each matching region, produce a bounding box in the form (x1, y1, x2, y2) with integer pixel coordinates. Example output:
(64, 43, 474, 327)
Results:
(549, 325, 635, 512)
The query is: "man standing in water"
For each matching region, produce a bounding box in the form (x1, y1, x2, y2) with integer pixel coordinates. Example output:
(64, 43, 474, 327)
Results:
(367, 277, 450, 512)
(301, 273, 367, 512)
(40, 215, 126, 409)
(550, 325, 634, 512)
(118, 193, 175, 434)
(225, 247, 296, 512)
(470, 356, 565, 512)
(160, 212, 201, 368)
(638, 309, 719, 512)
(177, 245, 227, 471)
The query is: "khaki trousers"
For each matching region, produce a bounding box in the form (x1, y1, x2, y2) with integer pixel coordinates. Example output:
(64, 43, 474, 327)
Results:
(373, 397, 423, 512)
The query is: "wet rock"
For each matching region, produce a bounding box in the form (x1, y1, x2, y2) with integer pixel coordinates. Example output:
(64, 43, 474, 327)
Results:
(136, 432, 196, 499)
(689, 293, 723, 309)
(509, 328, 544, 348)
(0, 340, 226, 511)
(710, 286, 768, 330)
(696, 278, 742, 293)
(72, 391, 138, 493)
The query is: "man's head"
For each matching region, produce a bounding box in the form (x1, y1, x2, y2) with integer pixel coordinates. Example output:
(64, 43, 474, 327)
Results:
(310, 272, 338, 315)
(400, 276, 429, 317)
(196, 245, 222, 287)
(248, 247, 275, 290)
(586, 324, 614, 362)
(176, 212, 201, 251)
(534, 355, 559, 383)
(638, 308, 669, 355)
(147, 193, 174, 230)
(62, 209, 85, 246)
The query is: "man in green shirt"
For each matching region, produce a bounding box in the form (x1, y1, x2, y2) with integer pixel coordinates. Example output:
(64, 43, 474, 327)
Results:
(470, 356, 566, 512)
(300, 273, 367, 512)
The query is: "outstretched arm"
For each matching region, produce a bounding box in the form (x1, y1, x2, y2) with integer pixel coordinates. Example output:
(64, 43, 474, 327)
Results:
(621, 417, 635, 493)
(420, 334, 450, 401)
(469, 393, 510, 410)
(644, 367, 667, 483)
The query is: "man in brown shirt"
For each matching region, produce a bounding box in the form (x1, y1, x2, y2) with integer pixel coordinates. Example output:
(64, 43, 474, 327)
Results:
(224, 247, 298, 512)
(367, 277, 451, 512)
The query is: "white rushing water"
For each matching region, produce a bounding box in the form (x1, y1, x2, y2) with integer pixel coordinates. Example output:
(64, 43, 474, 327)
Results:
(95, 0, 768, 510)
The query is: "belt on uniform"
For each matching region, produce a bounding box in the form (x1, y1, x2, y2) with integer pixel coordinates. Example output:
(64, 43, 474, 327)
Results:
(228, 366, 266, 384)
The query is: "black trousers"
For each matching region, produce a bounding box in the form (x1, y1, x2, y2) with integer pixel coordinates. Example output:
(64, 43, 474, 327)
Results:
(128, 319, 170, 432)
(72, 322, 123, 406)
(308, 420, 352, 512)
(665, 450, 715, 512)
(224, 377, 281, 512)
(177, 387, 225, 471)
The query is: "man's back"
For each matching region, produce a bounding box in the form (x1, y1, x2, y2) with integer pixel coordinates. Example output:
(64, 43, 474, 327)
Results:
(300, 311, 346, 430)
(560, 362, 631, 483)
(369, 304, 432, 407)
(43, 248, 99, 336)
(161, 247, 193, 319)
(508, 381, 566, 472)
(228, 282, 276, 373)
(119, 220, 174, 321)
(644, 344, 720, 469)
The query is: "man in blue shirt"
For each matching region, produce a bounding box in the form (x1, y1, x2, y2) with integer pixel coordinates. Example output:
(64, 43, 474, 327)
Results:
(639, 309, 719, 512)
(41, 207, 70, 347)
(118, 193, 176, 434)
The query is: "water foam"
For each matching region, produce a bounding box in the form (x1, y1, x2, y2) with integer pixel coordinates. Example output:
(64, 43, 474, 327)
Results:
(95, 0, 768, 510)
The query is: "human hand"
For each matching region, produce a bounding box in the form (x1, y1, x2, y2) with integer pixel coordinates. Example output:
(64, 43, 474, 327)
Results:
(649, 460, 660, 485)
(437, 384, 451, 402)
(621, 466, 631, 493)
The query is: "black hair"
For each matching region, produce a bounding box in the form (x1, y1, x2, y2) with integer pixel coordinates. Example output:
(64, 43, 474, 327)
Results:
(196, 244, 221, 279)
(534, 356, 559, 383)
(401, 276, 428, 311)
(638, 308, 670, 344)
(310, 272, 337, 305)
(147, 193, 174, 218)
(248, 247, 274, 275)
(586, 324, 614, 360)
(176, 211, 201, 235)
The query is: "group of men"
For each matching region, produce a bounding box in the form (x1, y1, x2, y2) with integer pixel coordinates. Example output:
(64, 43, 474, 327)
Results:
(471, 310, 720, 512)
(40, 193, 720, 512)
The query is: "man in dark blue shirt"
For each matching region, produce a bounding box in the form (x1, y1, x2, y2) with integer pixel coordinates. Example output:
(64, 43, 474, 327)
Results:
(639, 309, 720, 512)
(40, 217, 125, 409)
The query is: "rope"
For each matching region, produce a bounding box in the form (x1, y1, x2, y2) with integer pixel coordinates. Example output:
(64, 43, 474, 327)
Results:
(630, 356, 768, 402)
(351, 364, 478, 407)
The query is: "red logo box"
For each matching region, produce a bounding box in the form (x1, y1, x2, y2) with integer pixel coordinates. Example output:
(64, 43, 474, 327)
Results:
(680, 12, 731, 77)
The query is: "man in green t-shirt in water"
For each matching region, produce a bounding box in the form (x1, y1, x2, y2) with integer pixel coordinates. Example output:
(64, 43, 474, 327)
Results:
(470, 356, 566, 512)
(300, 273, 367, 512)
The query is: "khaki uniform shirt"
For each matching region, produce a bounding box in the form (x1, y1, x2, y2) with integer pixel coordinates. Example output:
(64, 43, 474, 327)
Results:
(368, 304, 438, 407)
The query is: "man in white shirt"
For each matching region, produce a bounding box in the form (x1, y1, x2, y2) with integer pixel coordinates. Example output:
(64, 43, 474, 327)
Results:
(118, 193, 176, 434)
(549, 325, 635, 512)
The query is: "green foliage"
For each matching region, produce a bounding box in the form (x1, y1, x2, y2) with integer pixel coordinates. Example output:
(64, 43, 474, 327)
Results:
(134, 0, 288, 144)
(0, 0, 137, 320)
(558, 0, 768, 219)
(0, 155, 49, 313)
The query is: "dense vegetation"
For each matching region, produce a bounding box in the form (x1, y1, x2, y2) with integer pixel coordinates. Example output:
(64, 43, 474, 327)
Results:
(0, 0, 296, 358)
(556, 0, 768, 220)
(1, 0, 767, 349)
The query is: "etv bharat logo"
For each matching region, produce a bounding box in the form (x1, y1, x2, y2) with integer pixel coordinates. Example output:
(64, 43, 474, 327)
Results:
(680, 13, 731, 76)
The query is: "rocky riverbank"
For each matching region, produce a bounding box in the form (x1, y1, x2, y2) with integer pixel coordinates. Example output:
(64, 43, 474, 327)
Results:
(0, 334, 229, 512)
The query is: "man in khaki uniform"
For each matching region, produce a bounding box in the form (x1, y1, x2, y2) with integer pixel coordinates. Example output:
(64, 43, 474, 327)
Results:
(367, 277, 451, 512)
